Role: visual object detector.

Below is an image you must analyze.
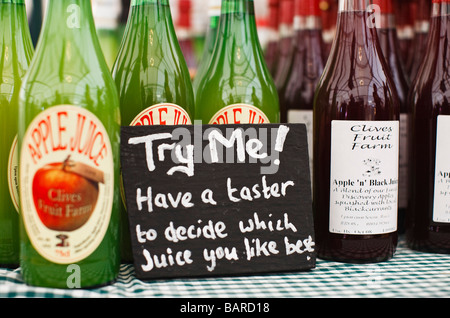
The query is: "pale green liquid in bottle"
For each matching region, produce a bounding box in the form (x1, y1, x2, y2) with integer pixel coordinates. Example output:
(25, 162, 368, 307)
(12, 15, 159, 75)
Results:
(112, 0, 194, 263)
(113, 0, 194, 125)
(18, 0, 121, 288)
(0, 0, 33, 268)
(195, 0, 280, 124)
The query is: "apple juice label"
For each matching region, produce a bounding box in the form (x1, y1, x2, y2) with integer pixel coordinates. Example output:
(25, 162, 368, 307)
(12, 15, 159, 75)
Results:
(130, 103, 192, 126)
(7, 136, 19, 212)
(20, 105, 115, 264)
(209, 104, 270, 124)
(329, 120, 399, 235)
(433, 115, 450, 223)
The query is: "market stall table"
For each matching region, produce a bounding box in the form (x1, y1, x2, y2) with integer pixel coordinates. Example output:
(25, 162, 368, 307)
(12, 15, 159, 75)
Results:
(1, 239, 449, 298)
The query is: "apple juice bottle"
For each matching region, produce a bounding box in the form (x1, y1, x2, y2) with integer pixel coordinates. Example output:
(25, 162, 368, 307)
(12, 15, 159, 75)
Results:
(407, 0, 450, 254)
(313, 0, 400, 263)
(192, 0, 221, 95)
(112, 0, 194, 263)
(18, 0, 121, 288)
(195, 0, 280, 124)
(0, 0, 33, 268)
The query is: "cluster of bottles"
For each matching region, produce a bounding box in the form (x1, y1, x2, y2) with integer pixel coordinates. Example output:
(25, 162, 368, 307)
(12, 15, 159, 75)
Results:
(0, 0, 449, 289)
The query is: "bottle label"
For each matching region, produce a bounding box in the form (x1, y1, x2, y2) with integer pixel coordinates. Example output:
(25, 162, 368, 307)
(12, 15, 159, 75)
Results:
(288, 109, 313, 182)
(329, 120, 399, 235)
(20, 105, 115, 264)
(7, 136, 19, 213)
(130, 103, 192, 126)
(433, 115, 450, 223)
(209, 104, 270, 124)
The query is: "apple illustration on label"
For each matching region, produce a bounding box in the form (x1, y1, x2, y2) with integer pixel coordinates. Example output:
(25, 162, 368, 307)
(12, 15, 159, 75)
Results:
(32, 156, 104, 232)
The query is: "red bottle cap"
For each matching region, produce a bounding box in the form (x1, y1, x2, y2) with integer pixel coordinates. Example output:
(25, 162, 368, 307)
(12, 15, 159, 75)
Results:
(295, 0, 321, 17)
(280, 0, 295, 24)
(269, 0, 280, 29)
(432, 0, 450, 3)
(178, 0, 191, 28)
(371, 0, 394, 14)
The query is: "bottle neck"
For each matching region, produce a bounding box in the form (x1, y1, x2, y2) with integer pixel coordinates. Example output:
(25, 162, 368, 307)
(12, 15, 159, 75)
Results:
(0, 0, 32, 63)
(131, 0, 170, 5)
(432, 2, 450, 17)
(338, 0, 370, 12)
(371, 0, 395, 29)
(333, 1, 380, 54)
(217, 0, 261, 50)
(268, 0, 279, 31)
(42, 0, 97, 36)
(294, 0, 322, 30)
(278, 0, 294, 37)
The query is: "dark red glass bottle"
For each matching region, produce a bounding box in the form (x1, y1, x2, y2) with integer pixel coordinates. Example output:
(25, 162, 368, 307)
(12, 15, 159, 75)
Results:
(394, 0, 415, 63)
(313, 0, 399, 263)
(374, 0, 410, 233)
(407, 0, 450, 254)
(282, 0, 325, 144)
(321, 0, 338, 61)
(265, 0, 280, 76)
(407, 0, 431, 80)
(273, 0, 295, 93)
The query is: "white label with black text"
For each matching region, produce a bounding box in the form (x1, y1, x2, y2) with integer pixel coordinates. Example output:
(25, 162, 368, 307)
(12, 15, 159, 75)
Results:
(433, 115, 450, 223)
(329, 120, 399, 235)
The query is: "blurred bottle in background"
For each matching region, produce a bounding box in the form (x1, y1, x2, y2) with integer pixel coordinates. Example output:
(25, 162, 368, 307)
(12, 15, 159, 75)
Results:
(395, 0, 415, 64)
(176, 0, 198, 79)
(265, 0, 280, 77)
(282, 0, 325, 177)
(193, 0, 221, 95)
(273, 0, 294, 100)
(320, 0, 337, 60)
(92, 0, 122, 70)
(406, 0, 430, 81)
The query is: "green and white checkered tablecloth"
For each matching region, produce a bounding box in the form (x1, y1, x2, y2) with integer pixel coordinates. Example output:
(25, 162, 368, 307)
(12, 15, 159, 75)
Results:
(1, 239, 449, 298)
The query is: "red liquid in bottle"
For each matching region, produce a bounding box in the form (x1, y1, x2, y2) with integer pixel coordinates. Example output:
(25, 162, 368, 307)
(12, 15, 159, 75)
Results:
(407, 2, 450, 253)
(313, 3, 399, 263)
(407, 0, 431, 81)
(273, 0, 295, 100)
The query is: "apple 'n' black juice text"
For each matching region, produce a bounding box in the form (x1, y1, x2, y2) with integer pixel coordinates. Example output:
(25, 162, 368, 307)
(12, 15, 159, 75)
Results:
(407, 0, 450, 254)
(18, 0, 121, 288)
(313, 0, 399, 263)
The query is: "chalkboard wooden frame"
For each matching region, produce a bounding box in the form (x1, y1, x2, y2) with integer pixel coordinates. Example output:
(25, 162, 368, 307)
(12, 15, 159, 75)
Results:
(120, 124, 316, 280)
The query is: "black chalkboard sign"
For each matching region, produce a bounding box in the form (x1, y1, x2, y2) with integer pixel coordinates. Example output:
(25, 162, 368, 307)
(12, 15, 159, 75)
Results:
(120, 124, 315, 280)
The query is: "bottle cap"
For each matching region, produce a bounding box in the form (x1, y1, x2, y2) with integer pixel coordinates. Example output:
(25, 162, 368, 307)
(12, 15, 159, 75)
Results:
(280, 0, 295, 24)
(178, 0, 192, 28)
(295, 0, 321, 17)
(371, 0, 393, 14)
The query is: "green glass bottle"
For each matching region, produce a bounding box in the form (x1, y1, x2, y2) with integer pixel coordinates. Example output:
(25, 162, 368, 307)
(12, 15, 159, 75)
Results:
(0, 0, 33, 268)
(18, 0, 121, 288)
(92, 0, 122, 70)
(192, 0, 221, 95)
(112, 0, 194, 263)
(195, 0, 279, 124)
(112, 0, 194, 126)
